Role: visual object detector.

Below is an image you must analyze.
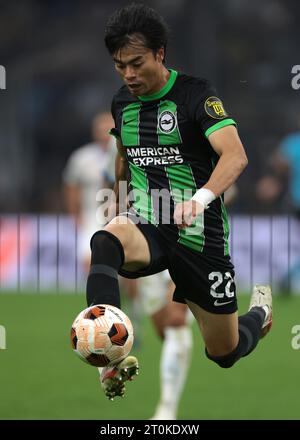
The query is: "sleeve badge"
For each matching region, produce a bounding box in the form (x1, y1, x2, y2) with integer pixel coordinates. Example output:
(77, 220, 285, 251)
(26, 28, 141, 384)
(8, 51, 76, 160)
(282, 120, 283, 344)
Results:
(204, 96, 228, 119)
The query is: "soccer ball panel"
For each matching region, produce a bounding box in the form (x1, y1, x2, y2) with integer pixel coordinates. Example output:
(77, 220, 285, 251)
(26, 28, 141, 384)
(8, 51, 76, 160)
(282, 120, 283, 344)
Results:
(84, 305, 106, 320)
(108, 323, 129, 346)
(94, 332, 111, 352)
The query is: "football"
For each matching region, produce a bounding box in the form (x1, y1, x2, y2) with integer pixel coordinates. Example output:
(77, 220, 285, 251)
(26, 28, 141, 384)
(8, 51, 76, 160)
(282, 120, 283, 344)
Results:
(70, 304, 134, 367)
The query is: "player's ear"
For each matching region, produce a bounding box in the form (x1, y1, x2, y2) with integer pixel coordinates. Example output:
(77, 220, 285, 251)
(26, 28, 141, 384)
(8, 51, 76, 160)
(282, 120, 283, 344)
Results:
(156, 47, 165, 64)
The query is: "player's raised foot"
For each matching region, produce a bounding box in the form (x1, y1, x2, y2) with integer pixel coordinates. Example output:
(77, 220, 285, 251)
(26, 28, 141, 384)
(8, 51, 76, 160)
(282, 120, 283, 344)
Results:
(249, 284, 273, 338)
(100, 356, 139, 401)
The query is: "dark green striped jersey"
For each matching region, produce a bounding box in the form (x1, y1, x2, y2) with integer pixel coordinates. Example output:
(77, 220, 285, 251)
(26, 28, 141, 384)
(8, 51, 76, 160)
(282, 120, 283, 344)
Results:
(111, 69, 236, 256)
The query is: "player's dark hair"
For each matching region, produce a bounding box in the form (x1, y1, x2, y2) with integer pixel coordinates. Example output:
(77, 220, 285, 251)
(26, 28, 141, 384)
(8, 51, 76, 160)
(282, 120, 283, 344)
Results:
(104, 3, 169, 61)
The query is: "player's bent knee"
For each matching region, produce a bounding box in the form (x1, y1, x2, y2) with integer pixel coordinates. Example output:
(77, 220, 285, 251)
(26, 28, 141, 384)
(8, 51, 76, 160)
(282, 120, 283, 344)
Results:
(205, 340, 243, 369)
(90, 229, 125, 263)
(105, 221, 151, 269)
(206, 355, 235, 369)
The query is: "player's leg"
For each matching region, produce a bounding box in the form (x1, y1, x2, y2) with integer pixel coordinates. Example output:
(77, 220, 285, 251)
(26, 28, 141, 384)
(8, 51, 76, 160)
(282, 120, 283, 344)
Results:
(151, 301, 192, 420)
(186, 301, 239, 358)
(139, 273, 193, 420)
(186, 284, 272, 368)
(171, 249, 272, 368)
(89, 214, 168, 399)
(87, 216, 149, 398)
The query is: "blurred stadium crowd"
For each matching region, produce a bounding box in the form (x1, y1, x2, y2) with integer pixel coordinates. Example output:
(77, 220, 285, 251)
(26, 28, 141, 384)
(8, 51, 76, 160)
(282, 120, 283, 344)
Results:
(0, 0, 299, 215)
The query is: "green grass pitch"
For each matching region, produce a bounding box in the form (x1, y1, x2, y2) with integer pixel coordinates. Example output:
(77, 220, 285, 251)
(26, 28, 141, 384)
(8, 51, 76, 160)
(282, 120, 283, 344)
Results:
(0, 292, 299, 420)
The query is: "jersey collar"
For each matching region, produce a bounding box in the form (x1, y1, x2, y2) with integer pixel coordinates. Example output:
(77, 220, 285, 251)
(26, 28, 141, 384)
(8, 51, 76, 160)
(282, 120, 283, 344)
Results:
(137, 69, 178, 102)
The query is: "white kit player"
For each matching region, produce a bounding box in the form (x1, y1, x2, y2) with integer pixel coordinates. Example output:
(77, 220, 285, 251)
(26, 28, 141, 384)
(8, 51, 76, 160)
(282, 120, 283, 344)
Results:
(63, 112, 116, 273)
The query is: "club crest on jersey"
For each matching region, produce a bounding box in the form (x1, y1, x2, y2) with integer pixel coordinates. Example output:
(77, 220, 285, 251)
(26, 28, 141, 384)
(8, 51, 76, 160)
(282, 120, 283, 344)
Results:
(204, 96, 228, 119)
(158, 110, 177, 134)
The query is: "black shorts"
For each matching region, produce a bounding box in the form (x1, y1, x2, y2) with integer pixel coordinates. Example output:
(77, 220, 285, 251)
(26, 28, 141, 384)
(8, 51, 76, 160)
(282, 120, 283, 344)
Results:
(119, 212, 237, 315)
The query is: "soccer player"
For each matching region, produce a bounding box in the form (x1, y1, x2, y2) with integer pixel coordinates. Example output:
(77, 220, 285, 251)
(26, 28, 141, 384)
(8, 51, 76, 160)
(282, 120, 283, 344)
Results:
(87, 4, 273, 402)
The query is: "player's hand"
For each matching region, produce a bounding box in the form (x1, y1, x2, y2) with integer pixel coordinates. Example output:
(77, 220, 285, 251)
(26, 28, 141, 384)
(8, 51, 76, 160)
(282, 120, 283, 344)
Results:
(173, 200, 205, 229)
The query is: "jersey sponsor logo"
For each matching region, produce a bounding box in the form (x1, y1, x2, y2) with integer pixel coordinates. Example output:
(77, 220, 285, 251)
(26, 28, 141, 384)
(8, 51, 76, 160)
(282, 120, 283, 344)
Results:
(158, 110, 177, 133)
(204, 96, 228, 119)
(127, 146, 183, 166)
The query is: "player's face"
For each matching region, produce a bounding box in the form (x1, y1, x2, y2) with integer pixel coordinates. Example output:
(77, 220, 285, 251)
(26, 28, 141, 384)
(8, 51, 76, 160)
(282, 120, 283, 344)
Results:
(113, 43, 165, 96)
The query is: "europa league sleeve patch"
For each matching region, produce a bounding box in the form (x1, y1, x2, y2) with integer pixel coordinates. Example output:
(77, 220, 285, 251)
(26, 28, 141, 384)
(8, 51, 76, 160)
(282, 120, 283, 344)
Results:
(204, 96, 228, 119)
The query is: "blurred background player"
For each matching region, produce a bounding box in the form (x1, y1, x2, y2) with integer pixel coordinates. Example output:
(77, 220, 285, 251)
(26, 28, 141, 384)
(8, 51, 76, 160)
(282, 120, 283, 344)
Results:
(256, 114, 300, 291)
(63, 111, 115, 273)
(140, 274, 193, 420)
(271, 117, 300, 219)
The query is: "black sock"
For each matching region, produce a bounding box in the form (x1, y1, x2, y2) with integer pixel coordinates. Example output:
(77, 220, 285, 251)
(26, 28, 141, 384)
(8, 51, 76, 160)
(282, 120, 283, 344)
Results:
(205, 307, 265, 368)
(86, 230, 124, 308)
(238, 307, 265, 357)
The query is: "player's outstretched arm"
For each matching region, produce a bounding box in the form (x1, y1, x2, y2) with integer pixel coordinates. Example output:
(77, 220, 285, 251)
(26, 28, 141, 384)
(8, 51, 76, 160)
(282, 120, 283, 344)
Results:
(203, 125, 248, 197)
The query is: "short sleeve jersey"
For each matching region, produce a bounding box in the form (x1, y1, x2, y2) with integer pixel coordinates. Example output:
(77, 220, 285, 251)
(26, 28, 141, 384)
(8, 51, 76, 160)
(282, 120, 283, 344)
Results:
(111, 69, 236, 255)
